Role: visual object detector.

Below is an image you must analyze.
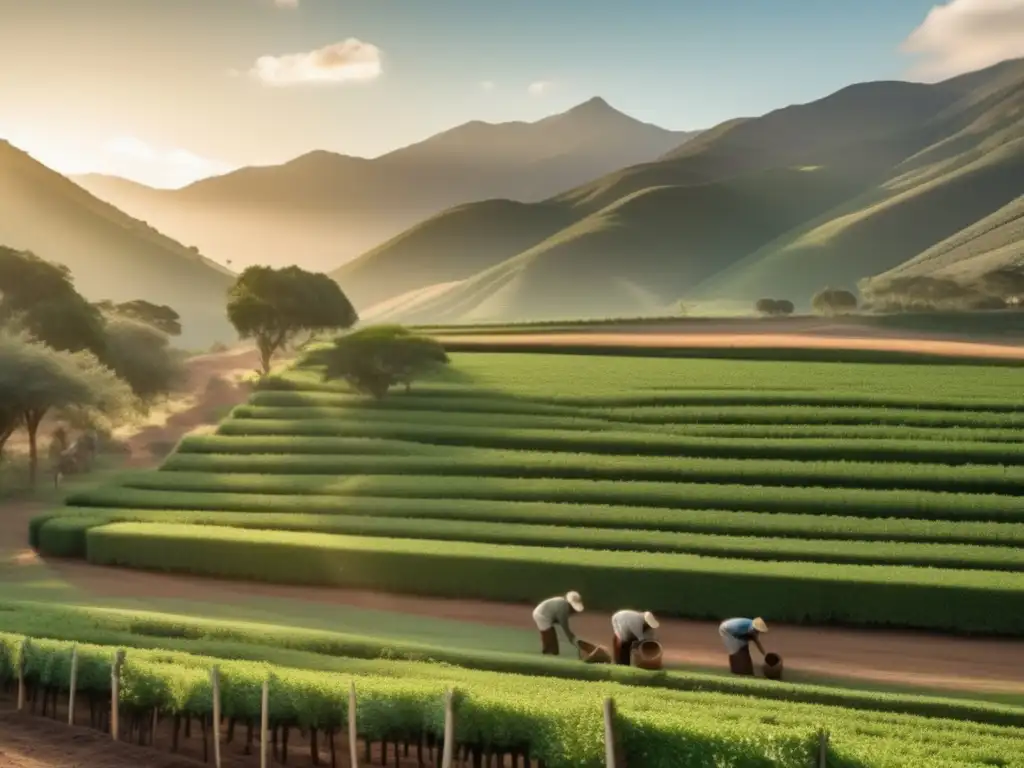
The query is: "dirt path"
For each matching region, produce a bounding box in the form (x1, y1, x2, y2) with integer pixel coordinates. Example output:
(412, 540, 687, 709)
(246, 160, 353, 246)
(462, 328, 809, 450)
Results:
(437, 332, 1024, 359)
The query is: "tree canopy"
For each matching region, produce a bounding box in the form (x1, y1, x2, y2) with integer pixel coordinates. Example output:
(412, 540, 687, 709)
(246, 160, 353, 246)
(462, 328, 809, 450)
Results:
(102, 316, 188, 402)
(0, 331, 133, 484)
(95, 299, 182, 336)
(320, 325, 449, 400)
(0, 247, 106, 355)
(811, 287, 858, 315)
(227, 266, 359, 374)
(755, 298, 794, 317)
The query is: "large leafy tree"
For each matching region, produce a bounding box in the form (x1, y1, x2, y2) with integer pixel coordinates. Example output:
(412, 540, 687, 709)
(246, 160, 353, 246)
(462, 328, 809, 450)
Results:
(227, 266, 359, 375)
(811, 287, 858, 316)
(0, 247, 106, 355)
(320, 325, 449, 400)
(0, 332, 133, 485)
(95, 299, 182, 336)
(101, 316, 188, 402)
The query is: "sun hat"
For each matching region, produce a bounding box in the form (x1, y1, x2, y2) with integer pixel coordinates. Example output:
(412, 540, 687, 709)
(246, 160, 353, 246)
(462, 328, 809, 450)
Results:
(566, 591, 584, 612)
(753, 617, 768, 633)
(643, 611, 660, 629)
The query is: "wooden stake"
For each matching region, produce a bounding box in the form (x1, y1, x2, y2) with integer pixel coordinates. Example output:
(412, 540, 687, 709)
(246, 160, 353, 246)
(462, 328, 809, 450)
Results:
(603, 698, 622, 768)
(211, 666, 223, 768)
(16, 638, 28, 713)
(818, 730, 829, 768)
(260, 679, 269, 768)
(440, 689, 455, 768)
(68, 645, 79, 725)
(348, 682, 359, 768)
(111, 649, 125, 741)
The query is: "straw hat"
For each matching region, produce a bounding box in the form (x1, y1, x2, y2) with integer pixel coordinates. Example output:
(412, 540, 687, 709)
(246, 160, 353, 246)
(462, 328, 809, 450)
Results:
(753, 617, 768, 633)
(643, 611, 660, 629)
(566, 591, 584, 612)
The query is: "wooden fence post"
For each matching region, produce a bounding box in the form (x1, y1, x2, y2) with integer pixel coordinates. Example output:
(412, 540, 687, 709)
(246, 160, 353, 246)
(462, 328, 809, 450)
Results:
(68, 645, 79, 725)
(440, 689, 456, 768)
(603, 697, 623, 767)
(111, 649, 125, 740)
(260, 678, 269, 768)
(818, 730, 829, 768)
(16, 638, 28, 713)
(211, 666, 223, 768)
(348, 682, 359, 768)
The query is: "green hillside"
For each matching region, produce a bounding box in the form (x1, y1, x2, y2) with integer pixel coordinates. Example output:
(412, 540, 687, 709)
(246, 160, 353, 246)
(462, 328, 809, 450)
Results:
(0, 140, 235, 347)
(347, 58, 1024, 323)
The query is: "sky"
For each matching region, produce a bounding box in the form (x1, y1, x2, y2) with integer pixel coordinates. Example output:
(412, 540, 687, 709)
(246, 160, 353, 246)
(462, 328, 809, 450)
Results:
(1, 0, 1022, 189)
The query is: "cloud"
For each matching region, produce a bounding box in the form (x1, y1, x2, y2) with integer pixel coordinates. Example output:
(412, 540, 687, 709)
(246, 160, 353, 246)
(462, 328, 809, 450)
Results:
(251, 38, 383, 86)
(101, 136, 234, 189)
(274, 0, 299, 7)
(480, 80, 496, 92)
(527, 80, 553, 96)
(901, 0, 1024, 80)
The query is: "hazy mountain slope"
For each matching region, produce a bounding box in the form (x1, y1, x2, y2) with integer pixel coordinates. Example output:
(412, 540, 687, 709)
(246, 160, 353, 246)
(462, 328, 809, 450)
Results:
(690, 61, 1024, 305)
(869, 195, 1024, 282)
(0, 140, 234, 347)
(74, 98, 698, 274)
(392, 165, 866, 324)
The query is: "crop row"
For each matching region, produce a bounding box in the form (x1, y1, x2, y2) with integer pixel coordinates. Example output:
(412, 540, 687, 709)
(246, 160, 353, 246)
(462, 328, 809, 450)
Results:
(161, 450, 1024, 496)
(63, 489, 1024, 546)
(82, 522, 1024, 635)
(102, 470, 1024, 524)
(6, 598, 1023, 729)
(34, 508, 1024, 571)
(205, 417, 1024, 465)
(6, 630, 1024, 767)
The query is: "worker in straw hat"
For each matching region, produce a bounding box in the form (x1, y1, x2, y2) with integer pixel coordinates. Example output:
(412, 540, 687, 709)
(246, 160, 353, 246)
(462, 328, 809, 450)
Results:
(611, 609, 659, 666)
(719, 617, 768, 675)
(532, 591, 585, 655)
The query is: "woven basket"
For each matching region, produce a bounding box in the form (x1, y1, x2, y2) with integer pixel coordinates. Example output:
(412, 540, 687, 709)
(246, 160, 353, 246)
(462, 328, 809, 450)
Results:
(631, 640, 663, 670)
(577, 639, 612, 664)
(763, 652, 784, 681)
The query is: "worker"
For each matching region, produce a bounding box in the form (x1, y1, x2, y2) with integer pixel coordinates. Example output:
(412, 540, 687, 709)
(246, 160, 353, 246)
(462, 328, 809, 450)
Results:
(719, 617, 768, 675)
(611, 609, 659, 666)
(532, 591, 584, 655)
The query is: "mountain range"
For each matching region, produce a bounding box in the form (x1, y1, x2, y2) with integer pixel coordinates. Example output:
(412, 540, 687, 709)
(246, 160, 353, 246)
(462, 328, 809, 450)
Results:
(74, 98, 699, 274)
(338, 57, 1024, 323)
(0, 139, 235, 348)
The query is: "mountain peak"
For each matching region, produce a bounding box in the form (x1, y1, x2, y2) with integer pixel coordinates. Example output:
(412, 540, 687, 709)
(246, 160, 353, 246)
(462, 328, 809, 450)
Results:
(561, 96, 620, 118)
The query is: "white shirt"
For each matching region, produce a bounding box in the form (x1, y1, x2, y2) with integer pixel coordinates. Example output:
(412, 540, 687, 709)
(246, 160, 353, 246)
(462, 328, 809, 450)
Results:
(611, 610, 652, 642)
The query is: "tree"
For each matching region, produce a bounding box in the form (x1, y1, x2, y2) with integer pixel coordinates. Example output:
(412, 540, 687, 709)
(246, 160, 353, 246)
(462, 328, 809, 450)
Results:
(811, 287, 858, 316)
(979, 267, 1024, 306)
(755, 298, 794, 316)
(95, 299, 182, 336)
(0, 247, 106, 355)
(320, 325, 449, 400)
(227, 266, 359, 375)
(101, 316, 188, 401)
(0, 332, 133, 485)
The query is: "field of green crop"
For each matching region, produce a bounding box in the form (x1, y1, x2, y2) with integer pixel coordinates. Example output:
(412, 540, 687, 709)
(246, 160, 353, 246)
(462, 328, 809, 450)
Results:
(6, 625, 1024, 767)
(37, 351, 1024, 636)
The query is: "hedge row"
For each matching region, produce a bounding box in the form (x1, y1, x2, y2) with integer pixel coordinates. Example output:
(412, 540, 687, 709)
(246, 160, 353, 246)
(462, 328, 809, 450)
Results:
(64, 490, 1024, 546)
(109, 470, 1024, 524)
(83, 523, 1024, 635)
(200, 419, 1024, 465)
(5, 599, 1023, 728)
(160, 450, 1024, 496)
(33, 509, 1024, 571)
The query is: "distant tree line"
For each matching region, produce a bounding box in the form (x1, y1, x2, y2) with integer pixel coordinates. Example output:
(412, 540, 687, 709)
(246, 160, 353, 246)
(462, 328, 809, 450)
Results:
(859, 268, 1024, 313)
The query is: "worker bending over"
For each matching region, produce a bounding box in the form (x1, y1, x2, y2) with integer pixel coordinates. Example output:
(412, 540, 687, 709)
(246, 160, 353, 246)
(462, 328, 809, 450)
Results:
(532, 591, 584, 655)
(719, 617, 768, 675)
(611, 609, 659, 666)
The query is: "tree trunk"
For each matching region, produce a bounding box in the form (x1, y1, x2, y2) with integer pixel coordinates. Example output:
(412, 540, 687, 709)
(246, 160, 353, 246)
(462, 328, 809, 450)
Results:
(25, 408, 46, 488)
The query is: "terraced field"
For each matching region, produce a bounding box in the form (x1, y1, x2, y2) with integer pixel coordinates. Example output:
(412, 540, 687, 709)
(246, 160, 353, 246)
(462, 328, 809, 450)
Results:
(35, 352, 1024, 635)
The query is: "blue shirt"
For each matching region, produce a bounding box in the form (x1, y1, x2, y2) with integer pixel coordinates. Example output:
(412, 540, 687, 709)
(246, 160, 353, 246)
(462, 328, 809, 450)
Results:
(721, 618, 755, 639)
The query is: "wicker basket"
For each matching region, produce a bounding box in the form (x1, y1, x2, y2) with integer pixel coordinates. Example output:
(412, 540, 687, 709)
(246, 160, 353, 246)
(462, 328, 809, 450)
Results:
(577, 639, 612, 664)
(763, 652, 784, 681)
(631, 640, 663, 670)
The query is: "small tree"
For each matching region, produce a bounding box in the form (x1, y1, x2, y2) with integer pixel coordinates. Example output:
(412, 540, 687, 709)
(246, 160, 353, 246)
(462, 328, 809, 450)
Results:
(227, 266, 359, 375)
(811, 287, 858, 316)
(101, 316, 188, 402)
(755, 298, 794, 316)
(320, 325, 449, 400)
(95, 299, 182, 336)
(0, 332, 133, 485)
(0, 247, 106, 355)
